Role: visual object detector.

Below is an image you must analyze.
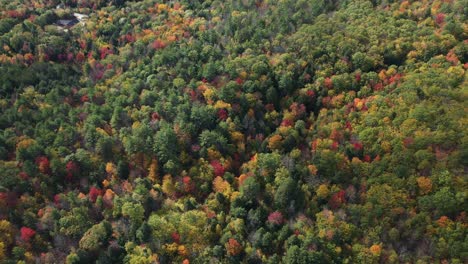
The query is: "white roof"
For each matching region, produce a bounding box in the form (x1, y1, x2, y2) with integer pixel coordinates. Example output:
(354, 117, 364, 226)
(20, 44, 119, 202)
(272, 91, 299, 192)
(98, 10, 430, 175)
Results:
(73, 13, 89, 20)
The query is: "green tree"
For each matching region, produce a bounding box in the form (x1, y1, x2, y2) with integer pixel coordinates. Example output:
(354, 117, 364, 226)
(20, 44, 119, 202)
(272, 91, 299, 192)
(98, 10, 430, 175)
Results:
(79, 221, 112, 252)
(154, 122, 179, 169)
(59, 207, 93, 238)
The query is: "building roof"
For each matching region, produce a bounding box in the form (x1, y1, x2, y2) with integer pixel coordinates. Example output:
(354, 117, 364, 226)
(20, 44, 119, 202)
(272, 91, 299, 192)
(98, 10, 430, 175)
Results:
(73, 13, 89, 21)
(56, 19, 79, 27)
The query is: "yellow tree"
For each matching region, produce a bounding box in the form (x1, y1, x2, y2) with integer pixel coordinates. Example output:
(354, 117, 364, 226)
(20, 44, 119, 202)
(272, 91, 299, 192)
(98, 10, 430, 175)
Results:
(148, 159, 159, 183)
(162, 175, 176, 197)
(268, 134, 283, 150)
(0, 220, 14, 247)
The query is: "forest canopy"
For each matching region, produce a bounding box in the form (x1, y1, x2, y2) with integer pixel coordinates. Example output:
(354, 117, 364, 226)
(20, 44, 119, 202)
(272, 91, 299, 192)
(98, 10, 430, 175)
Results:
(0, 0, 466, 263)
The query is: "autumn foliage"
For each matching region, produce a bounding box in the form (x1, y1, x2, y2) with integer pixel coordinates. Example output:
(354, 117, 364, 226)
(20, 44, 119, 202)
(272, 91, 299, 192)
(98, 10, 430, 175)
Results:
(0, 0, 465, 263)
(225, 238, 242, 256)
(20, 227, 35, 242)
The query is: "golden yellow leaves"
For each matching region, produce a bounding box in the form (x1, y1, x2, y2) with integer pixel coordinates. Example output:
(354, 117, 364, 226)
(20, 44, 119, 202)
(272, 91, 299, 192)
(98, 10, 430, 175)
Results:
(0, 242, 5, 262)
(105, 162, 116, 174)
(206, 149, 221, 161)
(238, 71, 248, 80)
(447, 65, 465, 79)
(16, 137, 36, 151)
(213, 100, 231, 109)
(163, 243, 188, 257)
(162, 175, 176, 197)
(177, 245, 188, 256)
(316, 184, 330, 199)
(131, 121, 141, 130)
(0, 220, 14, 246)
(369, 244, 382, 256)
(353, 98, 365, 111)
(416, 177, 432, 194)
(148, 159, 159, 183)
(156, 3, 168, 13)
(230, 131, 244, 142)
(308, 165, 318, 175)
(381, 141, 392, 153)
(213, 176, 231, 195)
(96, 127, 110, 137)
(268, 134, 283, 150)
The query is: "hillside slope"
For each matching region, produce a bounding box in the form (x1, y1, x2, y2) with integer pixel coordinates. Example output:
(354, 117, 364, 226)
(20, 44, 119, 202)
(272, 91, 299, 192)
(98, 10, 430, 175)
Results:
(0, 0, 466, 263)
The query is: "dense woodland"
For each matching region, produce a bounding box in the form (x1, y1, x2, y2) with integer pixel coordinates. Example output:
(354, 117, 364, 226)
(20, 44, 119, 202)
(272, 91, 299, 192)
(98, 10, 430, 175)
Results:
(0, 0, 467, 263)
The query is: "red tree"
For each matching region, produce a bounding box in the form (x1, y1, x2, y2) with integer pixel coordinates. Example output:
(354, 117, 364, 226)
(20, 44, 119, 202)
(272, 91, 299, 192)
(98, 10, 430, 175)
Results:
(210, 160, 225, 177)
(363, 155, 372, 162)
(151, 112, 160, 121)
(217, 109, 228, 120)
(267, 211, 284, 225)
(36, 156, 50, 174)
(226, 238, 242, 256)
(20, 227, 36, 242)
(171, 232, 181, 243)
(182, 176, 195, 193)
(281, 119, 293, 127)
(435, 13, 445, 25)
(324, 77, 333, 89)
(403, 137, 414, 148)
(66, 161, 79, 181)
(152, 40, 167, 50)
(353, 142, 363, 151)
(345, 121, 353, 131)
(329, 190, 346, 209)
(89, 187, 102, 203)
(331, 141, 339, 150)
(19, 172, 29, 180)
(355, 72, 361, 82)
